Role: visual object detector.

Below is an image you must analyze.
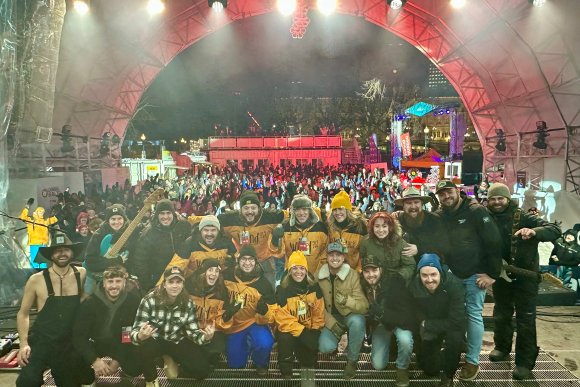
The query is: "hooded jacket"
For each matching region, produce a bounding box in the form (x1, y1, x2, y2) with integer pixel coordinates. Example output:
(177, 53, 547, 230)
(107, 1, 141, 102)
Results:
(436, 193, 503, 279)
(275, 276, 325, 336)
(488, 201, 560, 271)
(272, 210, 329, 275)
(222, 266, 277, 334)
(133, 212, 191, 290)
(550, 229, 580, 266)
(218, 208, 286, 262)
(327, 215, 368, 271)
(185, 270, 233, 332)
(409, 268, 466, 336)
(161, 231, 237, 283)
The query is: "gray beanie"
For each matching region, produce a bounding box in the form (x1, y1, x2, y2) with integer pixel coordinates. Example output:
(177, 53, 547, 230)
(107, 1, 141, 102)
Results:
(199, 215, 220, 231)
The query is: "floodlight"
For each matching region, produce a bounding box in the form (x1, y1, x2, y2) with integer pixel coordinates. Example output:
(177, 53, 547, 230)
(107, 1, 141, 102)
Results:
(73, 0, 89, 15)
(209, 0, 227, 12)
(387, 0, 406, 10)
(277, 0, 297, 15)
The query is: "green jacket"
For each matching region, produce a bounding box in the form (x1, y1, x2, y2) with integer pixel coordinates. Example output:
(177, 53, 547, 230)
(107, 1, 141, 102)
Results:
(360, 236, 416, 285)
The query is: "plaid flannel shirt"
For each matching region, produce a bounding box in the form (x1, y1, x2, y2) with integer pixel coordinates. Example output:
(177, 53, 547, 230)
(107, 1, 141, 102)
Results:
(131, 293, 207, 346)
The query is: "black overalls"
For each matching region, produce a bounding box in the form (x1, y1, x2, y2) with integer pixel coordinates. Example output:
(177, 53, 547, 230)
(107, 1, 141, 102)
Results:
(17, 267, 82, 387)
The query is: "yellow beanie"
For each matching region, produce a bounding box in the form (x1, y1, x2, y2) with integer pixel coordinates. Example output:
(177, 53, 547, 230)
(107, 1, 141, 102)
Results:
(287, 251, 308, 271)
(331, 190, 352, 211)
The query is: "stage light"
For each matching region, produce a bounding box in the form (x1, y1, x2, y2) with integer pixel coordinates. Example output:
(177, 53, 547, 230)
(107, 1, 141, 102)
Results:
(533, 120, 549, 150)
(209, 0, 227, 12)
(277, 0, 296, 16)
(529, 0, 546, 7)
(317, 0, 337, 15)
(147, 0, 165, 15)
(73, 0, 89, 15)
(450, 0, 466, 9)
(387, 0, 406, 10)
(495, 128, 506, 152)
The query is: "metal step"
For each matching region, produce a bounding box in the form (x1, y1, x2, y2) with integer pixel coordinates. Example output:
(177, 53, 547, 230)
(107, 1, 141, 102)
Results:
(41, 351, 580, 386)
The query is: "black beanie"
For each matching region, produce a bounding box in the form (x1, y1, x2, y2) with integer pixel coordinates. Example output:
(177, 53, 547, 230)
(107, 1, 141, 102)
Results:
(156, 199, 174, 213)
(239, 190, 260, 207)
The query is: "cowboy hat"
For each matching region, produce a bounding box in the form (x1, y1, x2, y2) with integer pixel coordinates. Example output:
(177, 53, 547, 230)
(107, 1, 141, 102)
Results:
(35, 232, 85, 264)
(394, 187, 433, 207)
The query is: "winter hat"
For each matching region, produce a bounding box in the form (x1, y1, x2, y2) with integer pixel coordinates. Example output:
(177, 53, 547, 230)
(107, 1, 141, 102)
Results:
(331, 190, 352, 211)
(417, 253, 443, 273)
(199, 215, 220, 231)
(487, 183, 511, 200)
(287, 251, 308, 271)
(35, 232, 85, 264)
(156, 199, 175, 213)
(200, 258, 220, 273)
(291, 194, 313, 209)
(76, 211, 89, 225)
(239, 190, 260, 207)
(105, 204, 127, 221)
(327, 241, 348, 254)
(238, 245, 257, 260)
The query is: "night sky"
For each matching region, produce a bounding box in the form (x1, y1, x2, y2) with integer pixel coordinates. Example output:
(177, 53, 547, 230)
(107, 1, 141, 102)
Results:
(132, 12, 431, 141)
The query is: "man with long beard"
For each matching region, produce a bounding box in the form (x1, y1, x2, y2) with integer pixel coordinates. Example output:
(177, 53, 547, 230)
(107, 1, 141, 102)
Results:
(394, 187, 449, 263)
(16, 232, 86, 387)
(486, 183, 560, 380)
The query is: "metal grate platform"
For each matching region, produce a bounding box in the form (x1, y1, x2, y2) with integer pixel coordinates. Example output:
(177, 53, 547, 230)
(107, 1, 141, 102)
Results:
(42, 351, 580, 386)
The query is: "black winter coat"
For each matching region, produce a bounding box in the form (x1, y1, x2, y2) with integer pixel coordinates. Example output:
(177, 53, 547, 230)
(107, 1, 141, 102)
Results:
(409, 269, 466, 335)
(436, 193, 503, 279)
(133, 215, 191, 290)
(489, 202, 560, 271)
(72, 289, 141, 365)
(397, 211, 450, 263)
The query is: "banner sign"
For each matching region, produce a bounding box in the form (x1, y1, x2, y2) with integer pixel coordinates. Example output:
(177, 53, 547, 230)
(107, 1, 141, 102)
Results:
(400, 132, 412, 157)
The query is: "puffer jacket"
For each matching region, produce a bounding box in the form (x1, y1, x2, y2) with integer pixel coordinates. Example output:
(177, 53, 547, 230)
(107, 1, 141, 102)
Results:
(20, 207, 58, 245)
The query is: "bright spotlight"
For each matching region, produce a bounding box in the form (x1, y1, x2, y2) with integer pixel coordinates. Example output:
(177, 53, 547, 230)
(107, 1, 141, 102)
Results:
(450, 0, 466, 9)
(387, 0, 406, 10)
(147, 0, 165, 15)
(277, 0, 297, 16)
(73, 0, 89, 15)
(209, 0, 227, 12)
(317, 0, 337, 15)
(529, 0, 546, 7)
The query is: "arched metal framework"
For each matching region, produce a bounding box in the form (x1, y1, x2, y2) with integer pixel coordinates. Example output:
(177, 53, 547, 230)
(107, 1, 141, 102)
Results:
(52, 0, 580, 190)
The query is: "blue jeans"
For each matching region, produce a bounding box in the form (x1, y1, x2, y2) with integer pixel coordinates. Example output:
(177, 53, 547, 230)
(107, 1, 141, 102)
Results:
(371, 325, 413, 370)
(319, 313, 366, 362)
(463, 274, 486, 365)
(226, 323, 274, 369)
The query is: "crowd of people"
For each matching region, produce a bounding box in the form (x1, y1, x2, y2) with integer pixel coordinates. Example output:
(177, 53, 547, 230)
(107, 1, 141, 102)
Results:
(14, 163, 579, 387)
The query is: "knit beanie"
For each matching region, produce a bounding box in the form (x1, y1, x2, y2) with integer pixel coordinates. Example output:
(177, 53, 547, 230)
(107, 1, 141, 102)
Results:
(417, 253, 443, 273)
(487, 183, 511, 200)
(287, 251, 308, 271)
(105, 204, 127, 221)
(291, 194, 313, 209)
(199, 215, 220, 231)
(239, 190, 260, 207)
(199, 258, 220, 273)
(156, 199, 175, 213)
(331, 190, 352, 211)
(238, 245, 257, 260)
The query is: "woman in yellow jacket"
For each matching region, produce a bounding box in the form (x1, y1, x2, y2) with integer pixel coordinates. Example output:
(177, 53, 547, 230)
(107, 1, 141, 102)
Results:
(185, 258, 240, 373)
(20, 198, 58, 268)
(275, 251, 325, 379)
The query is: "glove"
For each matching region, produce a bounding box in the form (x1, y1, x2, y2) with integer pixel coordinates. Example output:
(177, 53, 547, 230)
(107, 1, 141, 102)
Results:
(334, 292, 347, 306)
(272, 224, 284, 247)
(256, 298, 269, 316)
(222, 302, 242, 322)
(329, 321, 346, 340)
(26, 198, 34, 207)
(299, 328, 321, 352)
(368, 302, 384, 322)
